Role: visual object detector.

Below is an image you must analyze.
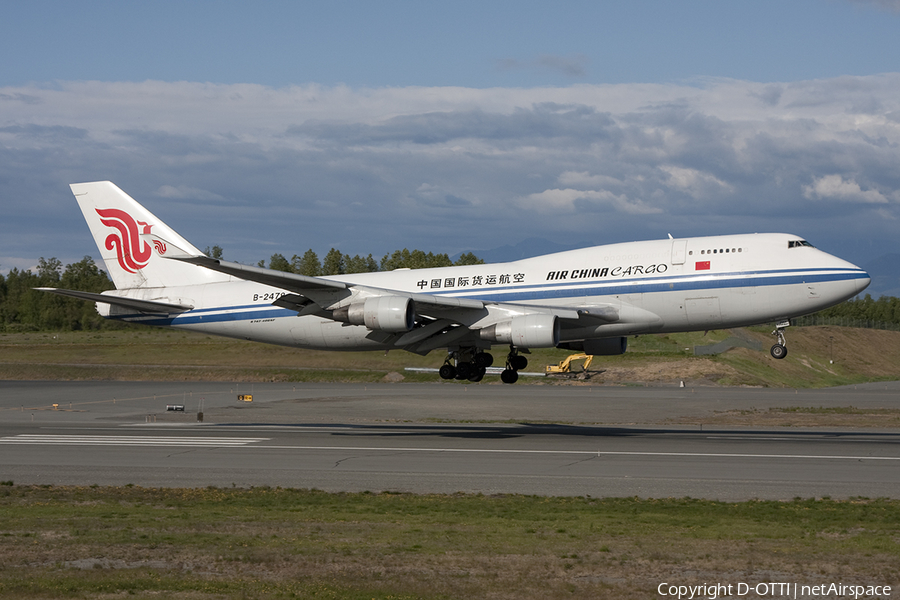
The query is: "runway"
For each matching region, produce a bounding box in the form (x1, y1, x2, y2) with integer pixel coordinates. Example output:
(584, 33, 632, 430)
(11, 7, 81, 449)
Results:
(1, 381, 899, 500)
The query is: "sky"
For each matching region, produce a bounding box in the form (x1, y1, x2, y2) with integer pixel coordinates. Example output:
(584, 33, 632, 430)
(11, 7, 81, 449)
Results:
(2, 0, 900, 277)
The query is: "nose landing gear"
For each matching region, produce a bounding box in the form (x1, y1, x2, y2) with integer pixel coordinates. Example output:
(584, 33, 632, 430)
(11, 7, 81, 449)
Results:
(770, 320, 790, 359)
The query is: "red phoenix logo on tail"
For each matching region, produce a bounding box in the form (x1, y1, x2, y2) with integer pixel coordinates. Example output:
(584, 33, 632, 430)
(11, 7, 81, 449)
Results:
(95, 208, 154, 273)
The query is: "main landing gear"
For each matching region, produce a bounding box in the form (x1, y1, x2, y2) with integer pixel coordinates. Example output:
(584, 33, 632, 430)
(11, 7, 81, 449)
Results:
(500, 346, 528, 384)
(439, 348, 494, 382)
(438, 346, 528, 384)
(770, 320, 790, 359)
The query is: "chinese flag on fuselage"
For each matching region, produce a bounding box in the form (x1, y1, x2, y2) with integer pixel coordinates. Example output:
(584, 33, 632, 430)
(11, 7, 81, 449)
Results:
(695, 261, 711, 270)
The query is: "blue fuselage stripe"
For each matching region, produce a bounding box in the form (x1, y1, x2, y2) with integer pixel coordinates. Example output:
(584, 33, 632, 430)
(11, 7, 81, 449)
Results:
(430, 268, 867, 302)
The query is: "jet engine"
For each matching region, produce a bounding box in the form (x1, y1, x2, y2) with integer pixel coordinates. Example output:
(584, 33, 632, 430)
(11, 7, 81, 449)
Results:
(331, 296, 415, 332)
(558, 337, 627, 355)
(480, 314, 560, 348)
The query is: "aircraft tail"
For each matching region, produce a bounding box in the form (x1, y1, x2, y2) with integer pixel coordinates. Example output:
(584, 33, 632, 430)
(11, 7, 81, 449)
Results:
(71, 181, 229, 289)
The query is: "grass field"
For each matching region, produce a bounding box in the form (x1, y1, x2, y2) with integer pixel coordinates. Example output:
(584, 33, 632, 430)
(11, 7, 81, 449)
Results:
(3, 324, 900, 387)
(2, 485, 898, 600)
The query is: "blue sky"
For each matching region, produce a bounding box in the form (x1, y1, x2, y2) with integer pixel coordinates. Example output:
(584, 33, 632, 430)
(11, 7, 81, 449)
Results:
(4, 1, 899, 87)
(2, 0, 900, 277)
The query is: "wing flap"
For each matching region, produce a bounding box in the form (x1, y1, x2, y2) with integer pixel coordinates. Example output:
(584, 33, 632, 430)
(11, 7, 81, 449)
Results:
(573, 305, 620, 322)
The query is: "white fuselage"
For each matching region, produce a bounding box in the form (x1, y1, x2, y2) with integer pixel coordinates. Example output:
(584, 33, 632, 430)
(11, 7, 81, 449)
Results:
(101, 233, 870, 353)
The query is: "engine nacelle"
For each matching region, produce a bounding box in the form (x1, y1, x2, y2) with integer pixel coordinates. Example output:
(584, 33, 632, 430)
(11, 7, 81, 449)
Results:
(558, 337, 627, 356)
(332, 296, 415, 333)
(480, 314, 560, 348)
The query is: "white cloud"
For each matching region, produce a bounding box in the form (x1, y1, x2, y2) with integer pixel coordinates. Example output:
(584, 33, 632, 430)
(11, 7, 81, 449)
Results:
(156, 185, 227, 202)
(802, 174, 889, 204)
(557, 171, 624, 189)
(496, 54, 589, 79)
(660, 165, 734, 198)
(519, 188, 663, 215)
(3, 75, 900, 266)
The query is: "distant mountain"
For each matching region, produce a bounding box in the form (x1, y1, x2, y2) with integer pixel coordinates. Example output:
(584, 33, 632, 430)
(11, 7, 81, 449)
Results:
(861, 254, 900, 298)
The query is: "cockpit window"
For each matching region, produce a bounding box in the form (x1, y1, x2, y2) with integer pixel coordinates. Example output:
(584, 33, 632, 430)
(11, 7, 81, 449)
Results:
(788, 240, 815, 249)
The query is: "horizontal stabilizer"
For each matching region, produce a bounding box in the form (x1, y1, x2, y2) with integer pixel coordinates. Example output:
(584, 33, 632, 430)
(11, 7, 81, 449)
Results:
(35, 288, 194, 314)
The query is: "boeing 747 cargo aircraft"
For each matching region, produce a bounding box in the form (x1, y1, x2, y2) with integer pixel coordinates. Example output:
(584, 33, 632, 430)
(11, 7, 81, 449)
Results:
(40, 182, 870, 383)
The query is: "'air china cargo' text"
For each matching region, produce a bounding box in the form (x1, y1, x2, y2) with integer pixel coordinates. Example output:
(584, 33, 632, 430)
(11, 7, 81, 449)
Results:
(546, 264, 668, 281)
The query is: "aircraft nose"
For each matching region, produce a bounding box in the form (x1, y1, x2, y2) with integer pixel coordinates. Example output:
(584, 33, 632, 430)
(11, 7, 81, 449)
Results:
(856, 269, 871, 294)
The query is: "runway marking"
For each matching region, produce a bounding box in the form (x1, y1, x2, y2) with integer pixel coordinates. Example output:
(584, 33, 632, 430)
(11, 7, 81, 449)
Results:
(259, 445, 900, 461)
(0, 435, 268, 447)
(3, 436, 897, 461)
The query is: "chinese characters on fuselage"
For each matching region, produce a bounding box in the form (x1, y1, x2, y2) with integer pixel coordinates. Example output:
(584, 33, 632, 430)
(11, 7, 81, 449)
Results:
(417, 273, 526, 290)
(414, 262, 670, 291)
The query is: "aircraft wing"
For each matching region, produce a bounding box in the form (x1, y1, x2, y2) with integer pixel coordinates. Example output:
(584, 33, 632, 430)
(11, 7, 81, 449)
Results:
(149, 235, 487, 313)
(171, 253, 350, 293)
(169, 253, 489, 311)
(164, 252, 603, 322)
(170, 253, 654, 330)
(148, 234, 660, 345)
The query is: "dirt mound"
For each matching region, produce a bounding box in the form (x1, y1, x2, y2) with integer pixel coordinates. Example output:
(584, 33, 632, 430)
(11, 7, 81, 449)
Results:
(580, 358, 742, 386)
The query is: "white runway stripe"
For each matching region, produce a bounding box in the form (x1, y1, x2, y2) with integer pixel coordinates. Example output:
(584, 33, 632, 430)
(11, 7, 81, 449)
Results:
(0, 434, 268, 447)
(261, 445, 900, 461)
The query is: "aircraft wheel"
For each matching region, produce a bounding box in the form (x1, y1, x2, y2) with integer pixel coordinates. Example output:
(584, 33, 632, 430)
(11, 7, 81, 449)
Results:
(474, 352, 494, 368)
(500, 369, 519, 384)
(510, 355, 528, 371)
(770, 344, 788, 360)
(468, 367, 486, 382)
(455, 361, 473, 380)
(439, 364, 457, 380)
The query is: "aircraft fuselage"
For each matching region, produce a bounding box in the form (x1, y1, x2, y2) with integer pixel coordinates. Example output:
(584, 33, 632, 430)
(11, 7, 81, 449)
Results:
(99, 233, 868, 352)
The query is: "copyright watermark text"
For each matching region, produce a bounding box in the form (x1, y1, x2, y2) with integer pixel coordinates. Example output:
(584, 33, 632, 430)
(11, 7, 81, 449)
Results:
(657, 582, 892, 599)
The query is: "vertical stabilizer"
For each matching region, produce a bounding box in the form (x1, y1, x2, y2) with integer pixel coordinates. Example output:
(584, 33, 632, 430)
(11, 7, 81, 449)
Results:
(71, 181, 229, 289)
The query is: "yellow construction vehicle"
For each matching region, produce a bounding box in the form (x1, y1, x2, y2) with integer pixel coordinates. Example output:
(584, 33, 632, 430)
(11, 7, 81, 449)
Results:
(545, 353, 593, 376)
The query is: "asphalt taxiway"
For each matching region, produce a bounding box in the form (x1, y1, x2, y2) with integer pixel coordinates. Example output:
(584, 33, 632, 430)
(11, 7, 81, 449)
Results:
(1, 381, 898, 500)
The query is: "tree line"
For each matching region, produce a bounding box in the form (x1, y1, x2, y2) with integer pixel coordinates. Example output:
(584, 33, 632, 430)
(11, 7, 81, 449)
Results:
(0, 247, 484, 332)
(0, 257, 115, 332)
(794, 293, 900, 330)
(248, 247, 484, 276)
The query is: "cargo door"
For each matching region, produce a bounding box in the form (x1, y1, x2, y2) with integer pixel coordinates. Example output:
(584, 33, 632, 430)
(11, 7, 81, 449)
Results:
(671, 240, 687, 265)
(684, 297, 721, 327)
